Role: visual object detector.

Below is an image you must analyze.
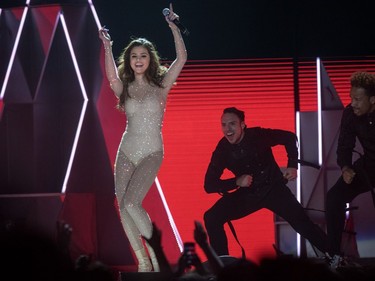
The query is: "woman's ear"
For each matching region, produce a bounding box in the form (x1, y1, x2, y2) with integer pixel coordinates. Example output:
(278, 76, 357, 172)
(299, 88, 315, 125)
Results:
(241, 122, 245, 129)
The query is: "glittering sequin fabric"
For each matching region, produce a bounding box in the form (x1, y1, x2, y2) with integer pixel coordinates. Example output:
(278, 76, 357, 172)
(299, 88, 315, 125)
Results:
(114, 81, 168, 252)
(120, 83, 166, 165)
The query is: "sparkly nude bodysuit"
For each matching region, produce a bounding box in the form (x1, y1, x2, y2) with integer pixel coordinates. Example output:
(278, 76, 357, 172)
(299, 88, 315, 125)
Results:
(114, 80, 170, 253)
(101, 21, 186, 270)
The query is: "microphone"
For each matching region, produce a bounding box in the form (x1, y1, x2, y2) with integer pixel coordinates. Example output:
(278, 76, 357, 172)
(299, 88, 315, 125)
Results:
(162, 8, 190, 36)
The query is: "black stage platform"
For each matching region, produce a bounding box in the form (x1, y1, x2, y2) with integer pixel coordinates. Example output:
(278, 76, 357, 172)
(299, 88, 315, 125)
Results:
(119, 257, 375, 281)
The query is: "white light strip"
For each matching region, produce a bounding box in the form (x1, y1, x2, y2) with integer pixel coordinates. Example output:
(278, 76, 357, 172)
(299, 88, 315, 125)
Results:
(295, 110, 301, 203)
(88, 0, 103, 30)
(295, 110, 301, 257)
(296, 111, 301, 202)
(0, 6, 29, 99)
(346, 203, 350, 219)
(59, 12, 88, 193)
(316, 57, 323, 165)
(155, 177, 184, 253)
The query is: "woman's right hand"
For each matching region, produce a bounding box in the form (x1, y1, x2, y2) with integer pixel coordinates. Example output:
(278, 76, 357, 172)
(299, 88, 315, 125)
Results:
(98, 26, 112, 46)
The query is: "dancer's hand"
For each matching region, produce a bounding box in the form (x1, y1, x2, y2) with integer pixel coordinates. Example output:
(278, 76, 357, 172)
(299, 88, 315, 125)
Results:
(283, 167, 297, 181)
(236, 174, 253, 187)
(342, 166, 356, 184)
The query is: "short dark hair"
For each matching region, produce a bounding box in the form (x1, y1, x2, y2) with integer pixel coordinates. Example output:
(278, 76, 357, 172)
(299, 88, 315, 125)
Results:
(350, 71, 375, 97)
(223, 107, 245, 122)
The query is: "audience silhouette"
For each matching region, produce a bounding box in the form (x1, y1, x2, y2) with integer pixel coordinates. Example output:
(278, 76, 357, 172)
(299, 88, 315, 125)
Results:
(1, 218, 374, 281)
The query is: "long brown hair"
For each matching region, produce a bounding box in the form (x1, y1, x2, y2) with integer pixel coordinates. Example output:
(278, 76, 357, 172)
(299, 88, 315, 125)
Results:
(116, 37, 167, 111)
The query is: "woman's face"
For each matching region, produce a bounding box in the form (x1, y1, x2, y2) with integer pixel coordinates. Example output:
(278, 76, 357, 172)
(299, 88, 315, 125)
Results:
(129, 46, 150, 75)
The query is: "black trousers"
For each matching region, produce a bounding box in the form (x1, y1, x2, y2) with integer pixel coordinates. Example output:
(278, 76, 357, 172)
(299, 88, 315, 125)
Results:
(326, 175, 372, 256)
(204, 183, 328, 256)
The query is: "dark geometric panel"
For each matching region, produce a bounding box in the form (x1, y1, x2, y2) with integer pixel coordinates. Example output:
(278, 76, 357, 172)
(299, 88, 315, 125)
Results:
(299, 112, 319, 166)
(3, 55, 33, 103)
(14, 9, 45, 99)
(0, 104, 35, 194)
(0, 9, 19, 90)
(37, 21, 84, 103)
(61, 4, 104, 101)
(33, 19, 85, 193)
(0, 7, 34, 103)
(320, 62, 344, 110)
(31, 5, 61, 54)
(33, 103, 73, 193)
(0, 195, 63, 239)
(66, 104, 114, 194)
